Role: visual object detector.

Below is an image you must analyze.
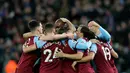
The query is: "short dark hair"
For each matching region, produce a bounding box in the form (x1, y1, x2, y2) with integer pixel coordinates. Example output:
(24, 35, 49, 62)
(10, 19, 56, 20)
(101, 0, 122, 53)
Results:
(44, 23, 55, 33)
(80, 25, 96, 40)
(28, 20, 40, 31)
(56, 23, 69, 34)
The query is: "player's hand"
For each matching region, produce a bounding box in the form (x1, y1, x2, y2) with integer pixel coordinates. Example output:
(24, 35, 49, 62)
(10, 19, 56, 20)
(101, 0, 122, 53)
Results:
(55, 49, 64, 58)
(90, 39, 100, 43)
(60, 18, 69, 22)
(71, 61, 77, 71)
(87, 21, 100, 28)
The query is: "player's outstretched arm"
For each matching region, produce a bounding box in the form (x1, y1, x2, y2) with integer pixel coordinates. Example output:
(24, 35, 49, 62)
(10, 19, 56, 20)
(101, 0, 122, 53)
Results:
(56, 39, 92, 60)
(56, 49, 83, 60)
(23, 40, 46, 53)
(74, 43, 97, 63)
(76, 52, 95, 63)
(111, 49, 119, 58)
(23, 44, 37, 53)
(60, 18, 76, 33)
(71, 43, 97, 70)
(71, 52, 95, 71)
(71, 44, 97, 71)
(40, 33, 74, 41)
(23, 32, 36, 39)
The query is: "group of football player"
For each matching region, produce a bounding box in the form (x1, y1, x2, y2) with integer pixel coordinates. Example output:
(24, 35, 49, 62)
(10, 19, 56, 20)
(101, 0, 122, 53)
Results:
(15, 18, 119, 73)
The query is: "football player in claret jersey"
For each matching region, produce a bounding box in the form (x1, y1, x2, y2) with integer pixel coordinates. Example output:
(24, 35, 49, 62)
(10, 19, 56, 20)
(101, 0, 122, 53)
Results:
(93, 41, 115, 73)
(39, 23, 63, 73)
(87, 21, 118, 73)
(71, 25, 116, 73)
(15, 20, 43, 73)
(22, 23, 74, 73)
(71, 25, 97, 73)
(55, 18, 96, 73)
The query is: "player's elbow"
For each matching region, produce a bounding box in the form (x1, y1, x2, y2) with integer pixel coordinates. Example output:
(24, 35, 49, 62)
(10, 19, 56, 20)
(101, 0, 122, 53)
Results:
(114, 54, 119, 59)
(111, 50, 119, 59)
(88, 55, 94, 61)
(76, 52, 83, 60)
(88, 52, 95, 60)
(76, 55, 83, 60)
(115, 55, 119, 59)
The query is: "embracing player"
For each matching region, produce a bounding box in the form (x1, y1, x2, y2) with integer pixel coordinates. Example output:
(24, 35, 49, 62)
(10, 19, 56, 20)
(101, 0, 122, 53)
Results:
(55, 18, 98, 73)
(70, 25, 97, 73)
(72, 21, 118, 73)
(15, 20, 43, 73)
(87, 21, 118, 73)
(16, 19, 73, 73)
(22, 22, 90, 73)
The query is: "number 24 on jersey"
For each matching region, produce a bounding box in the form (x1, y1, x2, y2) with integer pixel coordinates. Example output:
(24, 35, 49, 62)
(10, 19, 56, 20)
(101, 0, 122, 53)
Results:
(43, 47, 60, 62)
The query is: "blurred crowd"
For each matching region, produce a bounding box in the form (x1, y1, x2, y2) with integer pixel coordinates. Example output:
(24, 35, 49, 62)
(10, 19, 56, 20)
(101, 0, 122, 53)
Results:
(0, 0, 130, 73)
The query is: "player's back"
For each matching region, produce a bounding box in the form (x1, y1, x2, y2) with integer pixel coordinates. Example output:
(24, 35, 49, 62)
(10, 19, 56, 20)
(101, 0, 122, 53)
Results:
(40, 41, 63, 73)
(94, 42, 114, 73)
(61, 40, 77, 73)
(78, 38, 95, 73)
(16, 36, 40, 73)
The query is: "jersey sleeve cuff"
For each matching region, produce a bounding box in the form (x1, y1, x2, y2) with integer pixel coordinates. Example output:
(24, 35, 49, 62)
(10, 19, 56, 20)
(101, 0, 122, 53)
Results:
(90, 51, 96, 54)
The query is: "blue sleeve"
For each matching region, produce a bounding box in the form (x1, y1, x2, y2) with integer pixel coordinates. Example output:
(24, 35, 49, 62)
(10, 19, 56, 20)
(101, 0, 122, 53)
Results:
(68, 39, 77, 49)
(74, 33, 77, 39)
(68, 38, 92, 51)
(76, 38, 92, 50)
(34, 36, 46, 49)
(90, 44, 97, 53)
(98, 26, 111, 42)
(108, 43, 112, 50)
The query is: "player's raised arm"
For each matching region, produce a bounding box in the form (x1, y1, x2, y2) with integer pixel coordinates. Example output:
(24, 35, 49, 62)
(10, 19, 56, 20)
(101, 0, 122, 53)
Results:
(88, 21, 111, 42)
(60, 18, 76, 33)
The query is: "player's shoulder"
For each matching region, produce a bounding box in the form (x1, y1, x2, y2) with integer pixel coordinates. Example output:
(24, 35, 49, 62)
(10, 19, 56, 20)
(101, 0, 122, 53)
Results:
(26, 36, 39, 45)
(77, 38, 87, 43)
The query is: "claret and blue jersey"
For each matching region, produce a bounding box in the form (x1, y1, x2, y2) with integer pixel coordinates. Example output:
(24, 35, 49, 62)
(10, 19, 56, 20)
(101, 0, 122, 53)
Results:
(16, 36, 44, 73)
(97, 26, 111, 43)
